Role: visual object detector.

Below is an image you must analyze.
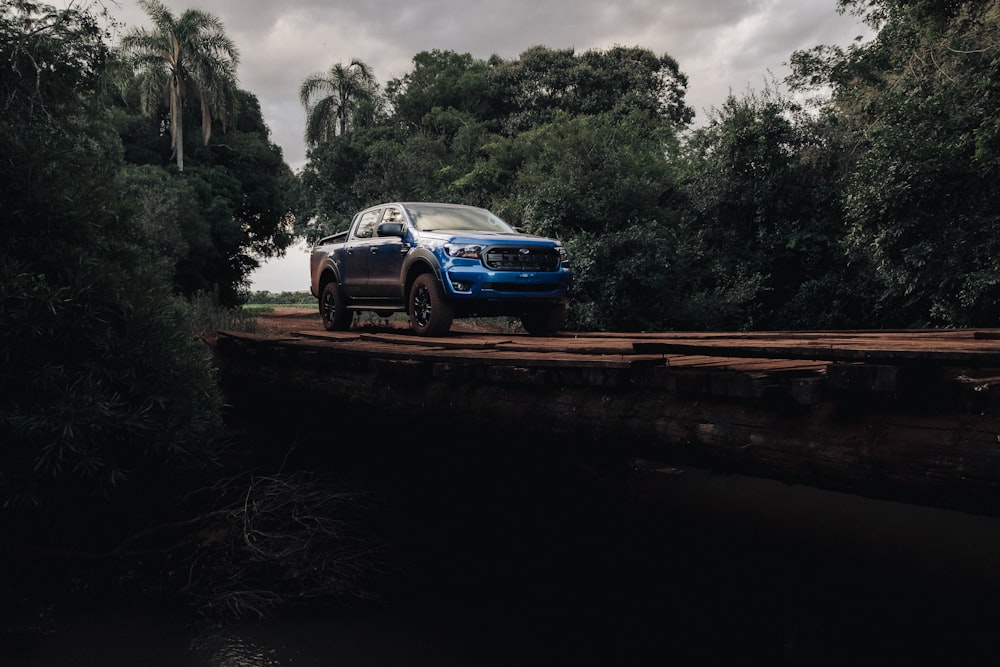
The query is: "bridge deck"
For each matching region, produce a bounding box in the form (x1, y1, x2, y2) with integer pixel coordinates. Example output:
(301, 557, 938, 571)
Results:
(240, 315, 1000, 386)
(214, 311, 1000, 516)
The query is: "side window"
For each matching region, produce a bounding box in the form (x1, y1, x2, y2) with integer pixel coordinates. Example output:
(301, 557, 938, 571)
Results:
(382, 206, 405, 225)
(353, 210, 381, 239)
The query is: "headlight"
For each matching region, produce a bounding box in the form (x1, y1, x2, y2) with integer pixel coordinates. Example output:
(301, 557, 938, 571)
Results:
(555, 245, 568, 262)
(444, 243, 483, 259)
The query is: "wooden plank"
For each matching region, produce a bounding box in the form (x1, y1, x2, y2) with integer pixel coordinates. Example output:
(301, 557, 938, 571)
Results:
(273, 335, 644, 370)
(632, 340, 1000, 367)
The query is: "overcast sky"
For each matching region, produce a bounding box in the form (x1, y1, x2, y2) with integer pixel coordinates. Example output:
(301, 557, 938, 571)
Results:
(83, 0, 871, 291)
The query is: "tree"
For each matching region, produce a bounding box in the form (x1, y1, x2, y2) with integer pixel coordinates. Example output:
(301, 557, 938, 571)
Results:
(496, 111, 681, 239)
(385, 50, 498, 133)
(300, 58, 379, 145)
(789, 0, 1000, 326)
(296, 131, 370, 240)
(489, 45, 694, 133)
(678, 85, 865, 330)
(119, 0, 240, 171)
(110, 78, 296, 305)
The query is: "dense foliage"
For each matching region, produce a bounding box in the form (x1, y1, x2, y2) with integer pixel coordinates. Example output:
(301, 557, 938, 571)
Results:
(0, 0, 291, 547)
(114, 8, 296, 306)
(0, 1, 213, 531)
(791, 0, 1000, 327)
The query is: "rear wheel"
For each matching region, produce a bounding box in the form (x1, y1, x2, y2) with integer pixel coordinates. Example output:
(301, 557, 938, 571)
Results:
(320, 281, 352, 331)
(520, 303, 567, 336)
(409, 273, 453, 336)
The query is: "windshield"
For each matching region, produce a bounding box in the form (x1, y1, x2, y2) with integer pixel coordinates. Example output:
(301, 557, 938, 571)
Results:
(406, 204, 516, 233)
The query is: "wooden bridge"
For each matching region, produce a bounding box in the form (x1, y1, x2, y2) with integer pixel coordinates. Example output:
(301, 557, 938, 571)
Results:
(214, 313, 1000, 517)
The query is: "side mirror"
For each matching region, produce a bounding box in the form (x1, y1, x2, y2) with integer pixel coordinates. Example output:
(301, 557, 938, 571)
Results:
(377, 221, 406, 238)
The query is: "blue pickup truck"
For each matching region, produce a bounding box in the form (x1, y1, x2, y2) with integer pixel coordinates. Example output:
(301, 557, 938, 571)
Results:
(309, 202, 573, 336)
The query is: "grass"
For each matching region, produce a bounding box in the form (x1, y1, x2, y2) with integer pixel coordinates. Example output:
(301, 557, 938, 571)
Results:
(241, 303, 315, 312)
(186, 293, 261, 337)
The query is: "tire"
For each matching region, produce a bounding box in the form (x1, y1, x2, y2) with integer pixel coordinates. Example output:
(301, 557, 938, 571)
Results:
(320, 281, 352, 331)
(520, 303, 567, 336)
(408, 273, 453, 336)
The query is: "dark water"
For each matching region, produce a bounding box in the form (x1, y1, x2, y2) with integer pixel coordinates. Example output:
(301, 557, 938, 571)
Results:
(6, 428, 1000, 666)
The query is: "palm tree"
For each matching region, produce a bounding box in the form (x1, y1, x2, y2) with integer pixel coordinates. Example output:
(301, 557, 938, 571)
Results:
(119, 0, 240, 171)
(299, 59, 378, 145)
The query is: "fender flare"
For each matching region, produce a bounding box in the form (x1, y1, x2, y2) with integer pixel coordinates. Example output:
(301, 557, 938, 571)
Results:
(316, 259, 343, 293)
(400, 248, 444, 300)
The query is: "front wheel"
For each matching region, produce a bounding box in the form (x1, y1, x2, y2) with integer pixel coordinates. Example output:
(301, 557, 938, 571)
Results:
(320, 282, 352, 331)
(408, 273, 453, 336)
(520, 303, 567, 336)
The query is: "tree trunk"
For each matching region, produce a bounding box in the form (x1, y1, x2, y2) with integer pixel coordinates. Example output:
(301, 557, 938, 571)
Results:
(171, 84, 185, 171)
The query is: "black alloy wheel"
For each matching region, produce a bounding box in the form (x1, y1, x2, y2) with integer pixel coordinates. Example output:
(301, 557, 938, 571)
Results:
(321, 281, 352, 331)
(409, 273, 453, 336)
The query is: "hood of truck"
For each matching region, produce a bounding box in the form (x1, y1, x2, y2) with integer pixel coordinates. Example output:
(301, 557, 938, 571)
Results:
(416, 230, 560, 247)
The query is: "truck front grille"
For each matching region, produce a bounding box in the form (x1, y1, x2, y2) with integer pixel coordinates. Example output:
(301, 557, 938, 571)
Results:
(483, 247, 561, 271)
